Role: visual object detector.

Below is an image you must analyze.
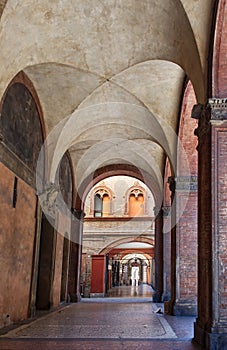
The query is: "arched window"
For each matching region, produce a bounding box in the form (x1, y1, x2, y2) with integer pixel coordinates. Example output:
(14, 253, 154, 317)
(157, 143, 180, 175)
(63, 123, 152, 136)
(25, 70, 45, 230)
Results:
(129, 193, 144, 216)
(125, 181, 147, 217)
(92, 185, 113, 217)
(94, 193, 103, 217)
(102, 193, 110, 217)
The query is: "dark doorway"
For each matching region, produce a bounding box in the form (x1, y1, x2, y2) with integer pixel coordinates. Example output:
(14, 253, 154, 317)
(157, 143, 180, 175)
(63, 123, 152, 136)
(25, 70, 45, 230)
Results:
(36, 215, 56, 310)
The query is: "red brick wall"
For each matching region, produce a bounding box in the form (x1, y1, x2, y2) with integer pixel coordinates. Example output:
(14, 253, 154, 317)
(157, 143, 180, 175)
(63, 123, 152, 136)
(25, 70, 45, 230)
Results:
(176, 81, 198, 303)
(178, 81, 198, 175)
(212, 124, 227, 319)
(163, 158, 172, 298)
(177, 193, 197, 301)
(0, 162, 36, 326)
(213, 0, 227, 97)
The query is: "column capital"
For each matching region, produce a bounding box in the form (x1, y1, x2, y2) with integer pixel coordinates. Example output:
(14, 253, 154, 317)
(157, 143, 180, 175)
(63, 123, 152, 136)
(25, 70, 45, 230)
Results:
(175, 176, 198, 192)
(192, 98, 227, 131)
(209, 98, 227, 120)
(168, 176, 176, 195)
(162, 206, 171, 217)
(192, 103, 211, 139)
(153, 206, 162, 217)
(71, 208, 86, 222)
(38, 182, 59, 217)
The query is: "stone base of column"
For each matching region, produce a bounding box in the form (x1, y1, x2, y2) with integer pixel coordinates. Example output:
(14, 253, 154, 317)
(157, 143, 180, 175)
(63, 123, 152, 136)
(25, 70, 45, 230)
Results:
(193, 320, 206, 349)
(90, 293, 105, 298)
(69, 292, 81, 303)
(163, 299, 197, 316)
(162, 291, 170, 302)
(152, 290, 162, 302)
(208, 333, 227, 350)
(164, 300, 172, 314)
(194, 321, 227, 350)
(173, 299, 197, 316)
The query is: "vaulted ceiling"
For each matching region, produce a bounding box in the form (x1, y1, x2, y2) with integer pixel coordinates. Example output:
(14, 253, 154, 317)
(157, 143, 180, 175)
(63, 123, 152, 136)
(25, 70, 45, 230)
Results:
(0, 0, 215, 206)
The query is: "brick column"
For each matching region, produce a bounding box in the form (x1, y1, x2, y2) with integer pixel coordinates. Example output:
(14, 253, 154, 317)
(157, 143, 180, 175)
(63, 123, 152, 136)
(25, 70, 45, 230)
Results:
(193, 99, 227, 349)
(153, 208, 163, 302)
(90, 255, 106, 297)
(68, 209, 85, 302)
(173, 176, 198, 316)
(164, 174, 198, 317)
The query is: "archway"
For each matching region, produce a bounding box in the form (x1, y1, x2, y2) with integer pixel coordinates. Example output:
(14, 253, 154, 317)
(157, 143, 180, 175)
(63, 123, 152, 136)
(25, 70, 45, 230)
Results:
(81, 175, 155, 298)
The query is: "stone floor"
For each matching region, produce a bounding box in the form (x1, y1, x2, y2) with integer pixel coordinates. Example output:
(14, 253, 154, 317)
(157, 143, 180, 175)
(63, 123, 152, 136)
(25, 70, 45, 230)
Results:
(107, 284, 153, 298)
(0, 285, 204, 349)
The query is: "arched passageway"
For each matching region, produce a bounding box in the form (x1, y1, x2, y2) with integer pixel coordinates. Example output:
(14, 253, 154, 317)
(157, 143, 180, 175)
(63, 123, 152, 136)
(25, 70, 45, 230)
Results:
(81, 176, 156, 298)
(1, 1, 227, 349)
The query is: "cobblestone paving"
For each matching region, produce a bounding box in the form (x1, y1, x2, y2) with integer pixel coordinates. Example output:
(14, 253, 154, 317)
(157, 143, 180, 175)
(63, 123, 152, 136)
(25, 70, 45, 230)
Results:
(1, 302, 176, 339)
(0, 285, 205, 349)
(0, 339, 204, 350)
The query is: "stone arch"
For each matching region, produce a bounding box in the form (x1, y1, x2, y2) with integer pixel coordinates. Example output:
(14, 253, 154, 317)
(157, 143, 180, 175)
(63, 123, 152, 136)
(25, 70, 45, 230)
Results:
(99, 236, 155, 255)
(120, 252, 153, 263)
(75, 164, 162, 214)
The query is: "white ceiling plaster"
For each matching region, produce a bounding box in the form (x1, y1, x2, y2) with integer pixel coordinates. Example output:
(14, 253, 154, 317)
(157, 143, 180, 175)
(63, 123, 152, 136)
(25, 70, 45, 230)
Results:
(180, 0, 214, 72)
(0, 0, 209, 98)
(72, 139, 164, 194)
(25, 63, 106, 134)
(0, 0, 214, 203)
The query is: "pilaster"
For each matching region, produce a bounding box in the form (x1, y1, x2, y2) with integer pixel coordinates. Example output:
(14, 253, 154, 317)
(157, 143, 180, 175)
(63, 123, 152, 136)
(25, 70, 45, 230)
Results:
(173, 176, 198, 316)
(164, 176, 176, 314)
(164, 174, 198, 316)
(162, 205, 171, 302)
(193, 99, 227, 349)
(209, 98, 227, 349)
(153, 207, 163, 302)
(68, 208, 85, 302)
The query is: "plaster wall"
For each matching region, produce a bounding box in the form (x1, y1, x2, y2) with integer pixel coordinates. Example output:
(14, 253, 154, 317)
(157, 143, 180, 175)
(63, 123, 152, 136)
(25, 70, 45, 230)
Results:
(0, 162, 36, 327)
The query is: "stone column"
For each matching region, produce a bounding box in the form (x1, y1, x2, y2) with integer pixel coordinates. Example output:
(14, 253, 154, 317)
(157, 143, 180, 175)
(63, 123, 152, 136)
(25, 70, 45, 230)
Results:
(165, 176, 176, 314)
(193, 99, 227, 349)
(68, 209, 85, 302)
(173, 176, 198, 316)
(162, 205, 171, 302)
(153, 207, 163, 302)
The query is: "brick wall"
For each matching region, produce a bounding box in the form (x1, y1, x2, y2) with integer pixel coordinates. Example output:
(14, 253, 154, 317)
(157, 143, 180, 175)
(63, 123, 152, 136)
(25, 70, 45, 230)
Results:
(176, 81, 198, 308)
(212, 124, 227, 319)
(213, 0, 227, 97)
(178, 81, 198, 175)
(177, 193, 197, 301)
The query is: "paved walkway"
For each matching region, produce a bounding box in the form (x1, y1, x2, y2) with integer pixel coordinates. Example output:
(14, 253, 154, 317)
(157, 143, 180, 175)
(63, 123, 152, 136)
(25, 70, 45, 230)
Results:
(107, 284, 153, 298)
(0, 285, 204, 349)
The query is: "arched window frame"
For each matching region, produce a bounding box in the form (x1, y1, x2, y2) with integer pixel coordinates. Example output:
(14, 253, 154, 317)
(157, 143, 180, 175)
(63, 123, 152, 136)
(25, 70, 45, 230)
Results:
(124, 182, 148, 216)
(90, 185, 114, 217)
